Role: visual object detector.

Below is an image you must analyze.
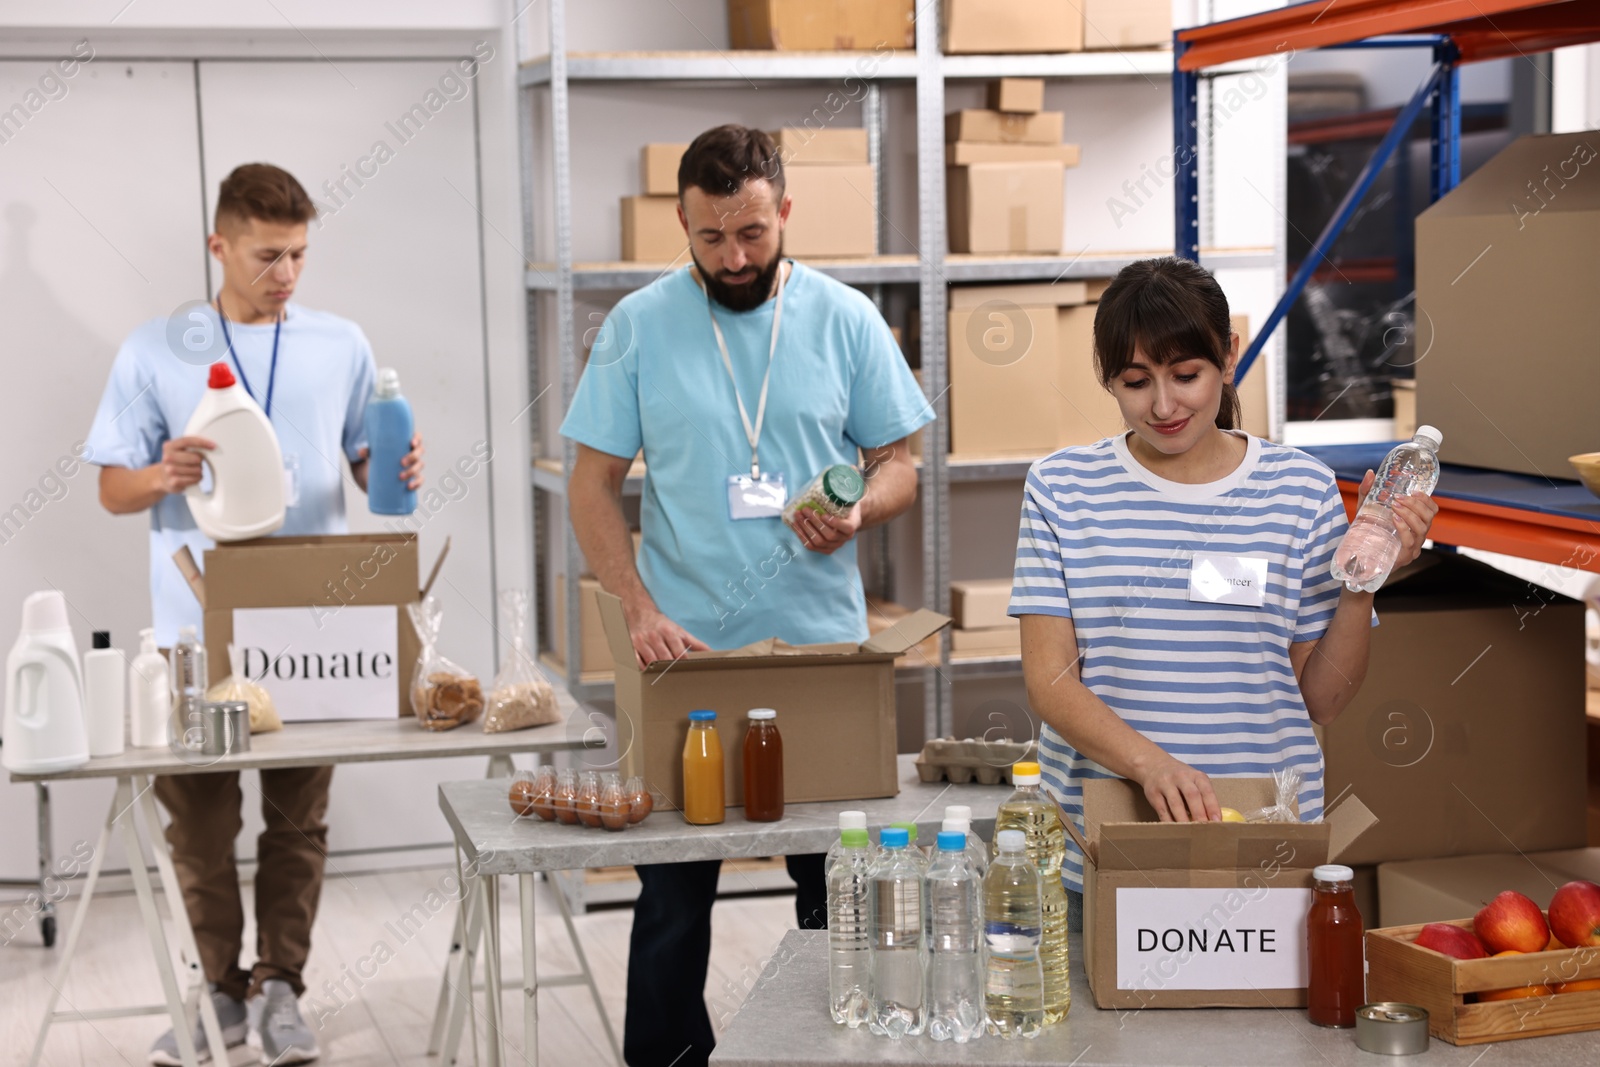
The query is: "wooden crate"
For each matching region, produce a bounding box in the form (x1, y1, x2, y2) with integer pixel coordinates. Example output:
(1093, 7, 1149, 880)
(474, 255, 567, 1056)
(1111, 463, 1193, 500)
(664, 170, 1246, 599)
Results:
(1367, 917, 1600, 1045)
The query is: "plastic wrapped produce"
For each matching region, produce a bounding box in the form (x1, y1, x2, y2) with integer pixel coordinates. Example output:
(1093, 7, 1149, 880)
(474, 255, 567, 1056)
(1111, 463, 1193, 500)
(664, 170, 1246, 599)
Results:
(408, 596, 483, 731)
(484, 590, 559, 733)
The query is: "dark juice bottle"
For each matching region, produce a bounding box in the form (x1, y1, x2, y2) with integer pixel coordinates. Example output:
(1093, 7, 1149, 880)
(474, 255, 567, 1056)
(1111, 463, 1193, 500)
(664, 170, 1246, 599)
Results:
(1307, 863, 1364, 1027)
(742, 708, 784, 821)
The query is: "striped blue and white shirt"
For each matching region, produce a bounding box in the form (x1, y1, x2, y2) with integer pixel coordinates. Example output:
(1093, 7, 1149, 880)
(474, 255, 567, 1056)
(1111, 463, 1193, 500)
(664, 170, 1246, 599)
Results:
(1009, 431, 1357, 892)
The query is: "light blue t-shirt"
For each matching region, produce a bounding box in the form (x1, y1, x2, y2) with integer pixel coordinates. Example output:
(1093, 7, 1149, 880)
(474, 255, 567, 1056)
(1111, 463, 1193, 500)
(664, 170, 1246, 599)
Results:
(559, 262, 930, 649)
(85, 304, 376, 646)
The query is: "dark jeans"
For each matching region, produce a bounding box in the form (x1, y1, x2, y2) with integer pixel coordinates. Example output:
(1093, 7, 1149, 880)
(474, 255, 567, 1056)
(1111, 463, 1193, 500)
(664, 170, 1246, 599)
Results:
(623, 853, 826, 1067)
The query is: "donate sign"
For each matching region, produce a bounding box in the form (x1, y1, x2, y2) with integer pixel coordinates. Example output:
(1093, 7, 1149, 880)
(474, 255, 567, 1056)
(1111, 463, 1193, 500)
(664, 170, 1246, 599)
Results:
(1116, 886, 1312, 991)
(232, 605, 398, 722)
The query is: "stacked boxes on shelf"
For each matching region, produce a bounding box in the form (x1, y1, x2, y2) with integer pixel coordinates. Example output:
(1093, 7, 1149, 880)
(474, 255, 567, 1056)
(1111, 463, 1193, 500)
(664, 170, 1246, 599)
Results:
(621, 143, 689, 262)
(771, 127, 877, 258)
(728, 0, 914, 50)
(943, 0, 1170, 53)
(947, 79, 1078, 254)
(949, 579, 1019, 656)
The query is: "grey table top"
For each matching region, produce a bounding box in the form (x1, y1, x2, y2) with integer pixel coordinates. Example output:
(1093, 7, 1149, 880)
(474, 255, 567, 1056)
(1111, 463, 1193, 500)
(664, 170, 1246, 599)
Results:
(438, 754, 1012, 876)
(710, 931, 1600, 1066)
(7, 701, 589, 782)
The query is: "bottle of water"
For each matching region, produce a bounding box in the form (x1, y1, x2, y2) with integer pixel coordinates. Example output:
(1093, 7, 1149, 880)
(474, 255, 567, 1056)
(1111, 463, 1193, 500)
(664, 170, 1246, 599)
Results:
(868, 826, 926, 1038)
(993, 761, 1070, 1024)
(942, 804, 988, 877)
(167, 625, 207, 756)
(1331, 426, 1443, 593)
(926, 831, 984, 1043)
(825, 810, 867, 877)
(984, 830, 1045, 1039)
(826, 826, 872, 1027)
(888, 822, 929, 873)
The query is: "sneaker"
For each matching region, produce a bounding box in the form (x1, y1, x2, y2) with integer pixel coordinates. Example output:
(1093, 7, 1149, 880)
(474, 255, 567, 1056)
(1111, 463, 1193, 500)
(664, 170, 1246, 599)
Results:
(247, 978, 321, 1064)
(148, 985, 248, 1065)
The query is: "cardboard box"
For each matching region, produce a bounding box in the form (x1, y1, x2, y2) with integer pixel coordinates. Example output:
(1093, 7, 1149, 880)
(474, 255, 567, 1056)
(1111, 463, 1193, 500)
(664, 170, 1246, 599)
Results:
(988, 77, 1044, 113)
(947, 162, 1064, 255)
(1376, 851, 1596, 927)
(1082, 0, 1172, 50)
(1084, 277, 1112, 301)
(1056, 304, 1124, 446)
(949, 578, 1016, 629)
(950, 626, 1021, 654)
(770, 127, 868, 164)
(945, 109, 1064, 145)
(640, 143, 688, 196)
(866, 596, 940, 663)
(728, 0, 914, 50)
(201, 535, 421, 720)
(620, 196, 686, 262)
(1320, 550, 1588, 866)
(553, 574, 616, 676)
(1075, 777, 1376, 1008)
(949, 280, 1086, 310)
(1231, 313, 1271, 440)
(595, 590, 948, 807)
(1392, 378, 1416, 440)
(783, 163, 877, 257)
(943, 0, 1085, 54)
(949, 304, 1061, 454)
(948, 141, 1081, 166)
(1416, 132, 1600, 477)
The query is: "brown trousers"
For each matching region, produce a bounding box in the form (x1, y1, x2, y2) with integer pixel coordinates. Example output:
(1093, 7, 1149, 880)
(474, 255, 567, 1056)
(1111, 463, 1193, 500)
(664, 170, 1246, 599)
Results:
(154, 766, 333, 1001)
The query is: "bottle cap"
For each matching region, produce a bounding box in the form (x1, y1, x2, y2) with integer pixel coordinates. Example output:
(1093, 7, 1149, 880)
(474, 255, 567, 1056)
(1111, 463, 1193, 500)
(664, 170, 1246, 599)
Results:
(890, 821, 917, 844)
(139, 628, 159, 654)
(375, 367, 402, 399)
(748, 708, 776, 720)
(941, 818, 962, 834)
(1314, 864, 1355, 883)
(944, 804, 972, 824)
(207, 361, 236, 389)
(936, 831, 966, 852)
(688, 709, 716, 722)
(178, 624, 198, 641)
(840, 828, 870, 849)
(837, 810, 867, 832)
(879, 827, 908, 849)
(1012, 761, 1041, 785)
(1414, 425, 1443, 451)
(821, 465, 865, 508)
(92, 631, 111, 650)
(995, 829, 1026, 853)
(19, 590, 70, 634)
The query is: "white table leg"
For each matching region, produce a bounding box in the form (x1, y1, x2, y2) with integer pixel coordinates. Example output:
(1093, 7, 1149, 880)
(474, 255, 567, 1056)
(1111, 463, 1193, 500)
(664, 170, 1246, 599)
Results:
(549, 871, 622, 1065)
(441, 840, 487, 1067)
(133, 774, 227, 1061)
(26, 780, 116, 1067)
(117, 777, 204, 1067)
(519, 873, 537, 1067)
(481, 874, 504, 1067)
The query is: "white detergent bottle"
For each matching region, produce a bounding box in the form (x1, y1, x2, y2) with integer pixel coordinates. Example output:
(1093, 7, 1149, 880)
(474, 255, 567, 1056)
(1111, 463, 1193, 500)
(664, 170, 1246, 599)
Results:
(128, 628, 170, 748)
(183, 361, 286, 541)
(3, 591, 90, 774)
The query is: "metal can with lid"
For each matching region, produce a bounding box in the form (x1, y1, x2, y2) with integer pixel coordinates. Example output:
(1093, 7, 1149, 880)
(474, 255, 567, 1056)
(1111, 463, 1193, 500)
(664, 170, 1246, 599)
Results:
(199, 701, 251, 757)
(1354, 1002, 1429, 1055)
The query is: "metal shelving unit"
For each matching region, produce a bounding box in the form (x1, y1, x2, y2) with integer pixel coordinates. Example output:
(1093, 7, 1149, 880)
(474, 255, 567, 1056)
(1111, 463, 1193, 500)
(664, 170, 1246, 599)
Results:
(518, 1, 1276, 731)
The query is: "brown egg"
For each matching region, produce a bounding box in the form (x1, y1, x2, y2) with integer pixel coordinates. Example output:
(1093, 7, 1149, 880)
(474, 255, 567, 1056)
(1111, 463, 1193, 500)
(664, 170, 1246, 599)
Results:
(577, 799, 603, 828)
(599, 801, 629, 832)
(553, 794, 579, 824)
(628, 791, 653, 824)
(531, 789, 557, 821)
(508, 779, 538, 817)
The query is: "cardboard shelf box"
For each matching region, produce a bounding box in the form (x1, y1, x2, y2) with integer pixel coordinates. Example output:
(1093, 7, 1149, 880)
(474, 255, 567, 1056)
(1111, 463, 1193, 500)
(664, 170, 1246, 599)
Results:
(553, 573, 615, 676)
(949, 578, 1016, 630)
(988, 77, 1044, 114)
(945, 109, 1064, 146)
(728, 0, 914, 50)
(783, 162, 877, 258)
(596, 590, 948, 809)
(620, 195, 686, 262)
(950, 626, 1021, 654)
(1377, 848, 1600, 928)
(947, 162, 1064, 255)
(1082, 0, 1172, 50)
(640, 143, 688, 197)
(943, 0, 1084, 54)
(770, 127, 868, 165)
(1073, 777, 1376, 1009)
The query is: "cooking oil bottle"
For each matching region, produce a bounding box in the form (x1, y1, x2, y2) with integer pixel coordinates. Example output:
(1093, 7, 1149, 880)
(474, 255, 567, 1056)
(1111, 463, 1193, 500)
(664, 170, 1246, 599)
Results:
(993, 761, 1069, 1024)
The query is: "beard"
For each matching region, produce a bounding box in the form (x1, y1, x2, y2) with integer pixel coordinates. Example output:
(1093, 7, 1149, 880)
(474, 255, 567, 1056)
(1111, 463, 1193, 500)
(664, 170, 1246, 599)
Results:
(693, 246, 784, 313)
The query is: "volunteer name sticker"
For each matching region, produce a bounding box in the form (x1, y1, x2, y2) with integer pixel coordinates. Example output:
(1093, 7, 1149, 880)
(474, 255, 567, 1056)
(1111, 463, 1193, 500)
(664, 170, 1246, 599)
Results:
(232, 604, 398, 721)
(1188, 552, 1268, 607)
(1115, 887, 1312, 991)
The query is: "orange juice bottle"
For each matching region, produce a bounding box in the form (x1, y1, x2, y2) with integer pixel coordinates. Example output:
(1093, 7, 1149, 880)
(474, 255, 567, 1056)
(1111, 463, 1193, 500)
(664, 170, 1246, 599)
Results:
(682, 709, 725, 825)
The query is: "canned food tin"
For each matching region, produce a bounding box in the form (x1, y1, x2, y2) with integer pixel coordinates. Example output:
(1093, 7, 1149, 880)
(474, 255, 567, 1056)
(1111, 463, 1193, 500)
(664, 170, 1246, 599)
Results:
(1355, 1002, 1429, 1055)
(200, 701, 251, 757)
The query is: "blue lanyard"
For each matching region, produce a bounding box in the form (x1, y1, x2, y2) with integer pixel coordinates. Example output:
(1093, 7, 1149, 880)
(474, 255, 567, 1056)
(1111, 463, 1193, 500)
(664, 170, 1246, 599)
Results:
(215, 300, 281, 417)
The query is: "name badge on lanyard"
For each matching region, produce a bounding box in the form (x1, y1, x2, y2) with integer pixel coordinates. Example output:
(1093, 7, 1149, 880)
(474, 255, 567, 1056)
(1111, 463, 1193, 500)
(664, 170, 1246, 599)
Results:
(710, 263, 789, 521)
(1189, 553, 1268, 607)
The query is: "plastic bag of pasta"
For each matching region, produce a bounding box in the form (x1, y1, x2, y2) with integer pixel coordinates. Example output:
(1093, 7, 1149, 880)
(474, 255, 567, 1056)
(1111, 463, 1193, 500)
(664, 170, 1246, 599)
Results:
(484, 590, 559, 733)
(408, 596, 483, 731)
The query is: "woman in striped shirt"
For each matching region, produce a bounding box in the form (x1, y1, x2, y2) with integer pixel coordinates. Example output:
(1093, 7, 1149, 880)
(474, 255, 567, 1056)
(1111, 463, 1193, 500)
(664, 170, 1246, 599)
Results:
(1009, 257, 1437, 928)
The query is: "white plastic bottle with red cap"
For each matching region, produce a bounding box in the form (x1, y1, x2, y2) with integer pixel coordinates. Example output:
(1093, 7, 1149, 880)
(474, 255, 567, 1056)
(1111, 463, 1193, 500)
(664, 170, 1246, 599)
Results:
(183, 361, 286, 541)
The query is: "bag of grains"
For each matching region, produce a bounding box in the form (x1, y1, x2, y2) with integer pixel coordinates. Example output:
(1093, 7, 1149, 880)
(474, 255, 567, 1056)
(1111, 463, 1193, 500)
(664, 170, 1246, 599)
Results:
(484, 589, 559, 733)
(204, 642, 283, 734)
(407, 596, 483, 731)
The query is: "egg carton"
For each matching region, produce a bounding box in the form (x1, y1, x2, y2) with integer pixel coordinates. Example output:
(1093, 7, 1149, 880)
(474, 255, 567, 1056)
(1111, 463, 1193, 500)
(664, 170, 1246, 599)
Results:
(914, 736, 1039, 785)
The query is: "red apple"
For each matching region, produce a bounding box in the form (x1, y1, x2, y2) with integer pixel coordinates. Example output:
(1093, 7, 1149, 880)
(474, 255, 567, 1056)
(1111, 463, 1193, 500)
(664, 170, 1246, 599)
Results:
(1475, 891, 1551, 954)
(1548, 881, 1600, 949)
(1415, 922, 1489, 960)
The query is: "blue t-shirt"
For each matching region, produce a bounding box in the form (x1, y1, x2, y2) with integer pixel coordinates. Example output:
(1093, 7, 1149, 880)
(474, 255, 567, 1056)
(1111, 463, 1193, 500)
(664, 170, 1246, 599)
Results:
(559, 263, 930, 649)
(85, 304, 376, 646)
(1009, 432, 1360, 892)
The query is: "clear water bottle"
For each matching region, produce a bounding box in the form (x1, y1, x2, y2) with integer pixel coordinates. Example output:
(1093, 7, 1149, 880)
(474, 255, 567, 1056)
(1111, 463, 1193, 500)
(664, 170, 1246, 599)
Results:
(889, 822, 930, 873)
(993, 761, 1070, 1024)
(868, 826, 926, 1038)
(1331, 426, 1443, 593)
(942, 804, 988, 877)
(983, 829, 1045, 1039)
(825, 810, 868, 876)
(826, 825, 873, 1027)
(926, 831, 984, 1043)
(167, 625, 207, 756)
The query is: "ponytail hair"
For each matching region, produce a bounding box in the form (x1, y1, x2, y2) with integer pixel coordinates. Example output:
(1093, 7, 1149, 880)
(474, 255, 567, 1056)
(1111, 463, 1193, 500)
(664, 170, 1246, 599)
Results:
(1092, 257, 1241, 432)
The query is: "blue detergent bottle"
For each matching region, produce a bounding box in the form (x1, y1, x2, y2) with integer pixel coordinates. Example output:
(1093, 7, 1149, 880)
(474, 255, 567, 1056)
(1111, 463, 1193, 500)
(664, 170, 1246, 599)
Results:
(364, 367, 416, 516)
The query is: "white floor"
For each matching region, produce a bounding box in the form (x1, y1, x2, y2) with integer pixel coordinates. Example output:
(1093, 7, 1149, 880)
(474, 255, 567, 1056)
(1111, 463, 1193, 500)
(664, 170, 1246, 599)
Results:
(0, 866, 797, 1066)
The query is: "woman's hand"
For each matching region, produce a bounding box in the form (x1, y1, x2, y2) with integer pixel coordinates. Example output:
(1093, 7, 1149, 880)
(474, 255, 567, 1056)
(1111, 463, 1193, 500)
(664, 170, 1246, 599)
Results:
(1356, 468, 1439, 570)
(1138, 755, 1221, 823)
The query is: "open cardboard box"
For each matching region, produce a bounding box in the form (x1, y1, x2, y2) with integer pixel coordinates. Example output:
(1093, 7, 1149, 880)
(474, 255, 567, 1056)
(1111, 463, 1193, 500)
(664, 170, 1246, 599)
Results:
(595, 590, 948, 809)
(1066, 778, 1377, 1009)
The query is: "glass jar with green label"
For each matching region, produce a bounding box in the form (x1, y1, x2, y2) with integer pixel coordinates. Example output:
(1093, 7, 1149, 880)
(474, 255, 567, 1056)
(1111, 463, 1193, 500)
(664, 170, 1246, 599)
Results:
(783, 464, 865, 526)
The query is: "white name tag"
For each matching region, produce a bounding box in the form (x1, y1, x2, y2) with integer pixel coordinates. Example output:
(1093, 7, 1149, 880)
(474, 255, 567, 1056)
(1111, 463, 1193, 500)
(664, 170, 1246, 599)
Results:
(726, 472, 786, 520)
(1189, 553, 1268, 607)
(1116, 886, 1311, 991)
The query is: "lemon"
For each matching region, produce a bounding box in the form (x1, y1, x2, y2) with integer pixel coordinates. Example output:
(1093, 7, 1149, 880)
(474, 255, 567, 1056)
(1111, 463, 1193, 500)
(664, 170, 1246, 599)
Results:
(1219, 807, 1246, 823)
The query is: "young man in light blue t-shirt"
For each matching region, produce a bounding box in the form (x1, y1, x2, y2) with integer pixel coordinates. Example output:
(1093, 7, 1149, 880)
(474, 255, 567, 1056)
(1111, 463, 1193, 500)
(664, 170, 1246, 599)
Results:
(561, 125, 931, 1067)
(87, 164, 423, 1066)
